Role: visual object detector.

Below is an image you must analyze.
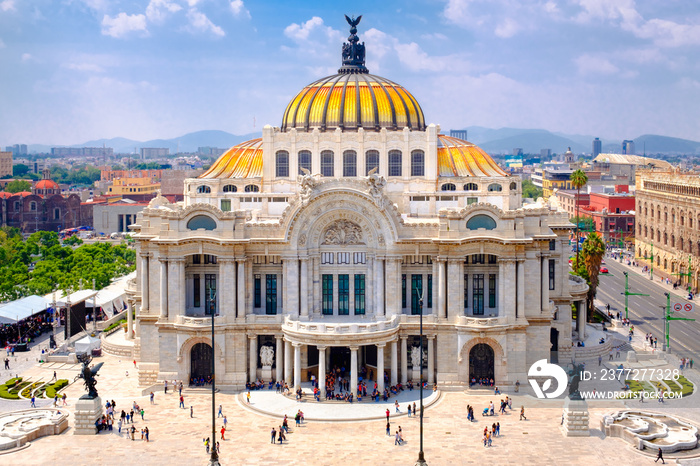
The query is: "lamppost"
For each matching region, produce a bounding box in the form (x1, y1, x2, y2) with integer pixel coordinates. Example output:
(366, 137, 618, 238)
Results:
(415, 296, 427, 466)
(622, 271, 648, 321)
(208, 286, 220, 466)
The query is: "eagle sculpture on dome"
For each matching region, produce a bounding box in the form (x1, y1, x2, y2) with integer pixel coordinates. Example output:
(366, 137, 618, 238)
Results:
(345, 14, 362, 33)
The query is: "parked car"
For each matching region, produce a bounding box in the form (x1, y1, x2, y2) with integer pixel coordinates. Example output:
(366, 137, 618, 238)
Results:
(600, 266, 609, 274)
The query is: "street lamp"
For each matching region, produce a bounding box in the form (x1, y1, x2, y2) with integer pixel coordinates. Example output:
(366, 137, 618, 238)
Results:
(415, 296, 427, 466)
(208, 286, 220, 466)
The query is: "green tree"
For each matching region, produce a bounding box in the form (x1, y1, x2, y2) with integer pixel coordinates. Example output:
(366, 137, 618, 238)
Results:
(572, 232, 606, 322)
(570, 169, 588, 265)
(4, 179, 32, 193)
(570, 216, 595, 232)
(12, 164, 30, 177)
(521, 179, 542, 199)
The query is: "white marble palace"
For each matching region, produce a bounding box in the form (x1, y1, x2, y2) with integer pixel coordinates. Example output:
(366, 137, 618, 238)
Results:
(127, 18, 587, 393)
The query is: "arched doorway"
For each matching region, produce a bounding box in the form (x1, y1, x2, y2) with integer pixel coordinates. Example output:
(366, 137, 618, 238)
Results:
(550, 328, 559, 364)
(190, 343, 213, 381)
(469, 343, 494, 381)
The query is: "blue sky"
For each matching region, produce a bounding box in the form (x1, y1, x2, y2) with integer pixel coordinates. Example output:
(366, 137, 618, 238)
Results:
(1, 0, 699, 146)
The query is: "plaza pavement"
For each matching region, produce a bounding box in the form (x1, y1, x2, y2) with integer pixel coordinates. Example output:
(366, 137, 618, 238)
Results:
(4, 349, 700, 465)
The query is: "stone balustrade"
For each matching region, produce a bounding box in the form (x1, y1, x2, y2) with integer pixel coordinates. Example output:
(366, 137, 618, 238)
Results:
(283, 314, 399, 336)
(456, 315, 506, 326)
(569, 274, 589, 295)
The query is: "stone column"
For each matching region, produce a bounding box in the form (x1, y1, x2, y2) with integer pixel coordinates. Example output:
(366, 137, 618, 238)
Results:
(275, 336, 283, 382)
(390, 340, 398, 386)
(503, 259, 517, 322)
(498, 259, 506, 317)
(237, 259, 246, 319)
(375, 258, 385, 317)
(377, 343, 385, 393)
(318, 346, 326, 399)
(350, 346, 359, 396)
(541, 254, 550, 313)
(312, 256, 321, 315)
(427, 335, 435, 384)
(517, 259, 525, 319)
(246, 258, 254, 315)
(366, 256, 374, 315)
(400, 336, 408, 384)
(159, 258, 168, 318)
(178, 259, 186, 318)
(385, 258, 399, 317)
(231, 257, 237, 318)
(577, 300, 586, 340)
(437, 258, 446, 319)
(284, 340, 292, 385)
(140, 254, 149, 311)
(218, 259, 231, 318)
(248, 335, 257, 382)
(167, 260, 179, 318)
(300, 258, 309, 318)
(126, 299, 134, 340)
(447, 259, 462, 319)
(293, 343, 302, 391)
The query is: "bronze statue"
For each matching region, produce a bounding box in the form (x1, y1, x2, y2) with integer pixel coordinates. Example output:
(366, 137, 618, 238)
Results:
(568, 362, 585, 400)
(345, 15, 362, 33)
(340, 14, 368, 73)
(76, 353, 104, 399)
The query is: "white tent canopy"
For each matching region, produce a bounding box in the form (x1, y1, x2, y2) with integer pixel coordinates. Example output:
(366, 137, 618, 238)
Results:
(75, 335, 101, 354)
(0, 295, 49, 324)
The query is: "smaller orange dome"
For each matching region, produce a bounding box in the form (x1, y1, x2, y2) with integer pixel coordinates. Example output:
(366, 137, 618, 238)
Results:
(36, 179, 59, 190)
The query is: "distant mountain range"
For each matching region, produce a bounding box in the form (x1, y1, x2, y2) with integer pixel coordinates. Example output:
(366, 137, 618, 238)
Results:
(25, 128, 700, 156)
(28, 130, 261, 155)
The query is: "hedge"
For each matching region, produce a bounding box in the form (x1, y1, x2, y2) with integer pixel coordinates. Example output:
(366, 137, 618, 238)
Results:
(45, 379, 68, 399)
(104, 319, 126, 333)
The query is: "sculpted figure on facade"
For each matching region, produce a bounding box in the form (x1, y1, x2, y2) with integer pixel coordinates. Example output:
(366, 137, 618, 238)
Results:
(322, 220, 363, 245)
(411, 346, 421, 368)
(260, 345, 274, 367)
(298, 167, 320, 206)
(367, 167, 388, 210)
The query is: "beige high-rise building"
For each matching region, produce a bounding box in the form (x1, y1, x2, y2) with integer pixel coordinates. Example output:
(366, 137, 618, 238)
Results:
(0, 151, 12, 177)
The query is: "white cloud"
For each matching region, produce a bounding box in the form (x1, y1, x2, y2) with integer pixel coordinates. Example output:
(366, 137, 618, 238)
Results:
(544, 1, 558, 14)
(574, 54, 619, 75)
(145, 0, 182, 23)
(635, 19, 700, 48)
(0, 38, 5, 49)
(186, 8, 225, 37)
(229, 0, 250, 19)
(420, 32, 448, 41)
(65, 62, 105, 73)
(80, 0, 109, 11)
(101, 13, 148, 38)
(494, 18, 519, 38)
(186, 0, 201, 6)
(284, 17, 325, 42)
(21, 53, 32, 62)
(0, 0, 15, 12)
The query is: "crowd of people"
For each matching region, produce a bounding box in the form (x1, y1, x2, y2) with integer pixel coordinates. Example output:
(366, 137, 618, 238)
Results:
(0, 314, 54, 350)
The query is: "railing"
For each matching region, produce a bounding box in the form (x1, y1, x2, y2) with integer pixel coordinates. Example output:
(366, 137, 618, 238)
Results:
(569, 274, 589, 294)
(284, 315, 399, 335)
(457, 315, 505, 326)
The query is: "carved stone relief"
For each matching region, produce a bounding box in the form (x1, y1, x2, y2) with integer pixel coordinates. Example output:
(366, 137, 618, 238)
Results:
(322, 220, 364, 245)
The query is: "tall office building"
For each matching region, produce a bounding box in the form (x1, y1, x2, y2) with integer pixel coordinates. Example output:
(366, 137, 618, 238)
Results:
(622, 140, 635, 155)
(0, 151, 12, 177)
(592, 138, 601, 157)
(449, 129, 468, 140)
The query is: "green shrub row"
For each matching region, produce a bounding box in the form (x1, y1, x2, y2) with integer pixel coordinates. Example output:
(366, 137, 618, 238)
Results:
(104, 319, 126, 333)
(45, 379, 68, 399)
(0, 377, 24, 400)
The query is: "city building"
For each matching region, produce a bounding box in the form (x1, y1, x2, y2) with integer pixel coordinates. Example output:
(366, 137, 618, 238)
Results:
(579, 187, 635, 246)
(592, 138, 602, 158)
(51, 147, 113, 158)
(505, 153, 523, 168)
(635, 169, 700, 292)
(127, 19, 585, 391)
(0, 151, 12, 177)
(198, 147, 227, 157)
(591, 153, 671, 185)
(553, 190, 590, 219)
(92, 198, 149, 234)
(140, 148, 169, 159)
(542, 169, 575, 200)
(622, 140, 635, 155)
(540, 149, 551, 159)
(449, 129, 467, 140)
(101, 169, 163, 182)
(107, 177, 161, 200)
(4, 144, 27, 156)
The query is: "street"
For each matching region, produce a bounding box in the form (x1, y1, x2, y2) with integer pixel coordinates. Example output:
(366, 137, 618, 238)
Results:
(596, 256, 700, 359)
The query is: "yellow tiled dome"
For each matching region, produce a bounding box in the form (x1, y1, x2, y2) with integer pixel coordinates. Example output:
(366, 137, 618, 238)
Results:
(438, 135, 508, 177)
(199, 138, 263, 179)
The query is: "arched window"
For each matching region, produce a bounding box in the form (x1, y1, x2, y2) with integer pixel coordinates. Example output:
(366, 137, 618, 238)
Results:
(244, 185, 259, 193)
(411, 150, 424, 177)
(441, 183, 456, 191)
(275, 150, 289, 177)
(671, 235, 675, 248)
(223, 185, 237, 193)
(388, 150, 402, 177)
(365, 150, 379, 175)
(487, 183, 502, 192)
(510, 182, 517, 190)
(320, 150, 334, 177)
(656, 230, 660, 242)
(664, 233, 668, 245)
(187, 215, 217, 231)
(196, 185, 211, 194)
(680, 238, 684, 250)
(343, 150, 357, 177)
(464, 183, 478, 191)
(298, 150, 312, 174)
(29, 201, 36, 211)
(53, 207, 60, 220)
(467, 214, 497, 230)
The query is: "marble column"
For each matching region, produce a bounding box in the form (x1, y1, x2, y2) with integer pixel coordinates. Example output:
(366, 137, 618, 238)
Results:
(126, 300, 134, 340)
(366, 256, 374, 315)
(375, 258, 384, 317)
(178, 259, 186, 318)
(249, 335, 257, 382)
(517, 259, 525, 319)
(427, 335, 435, 384)
(246, 258, 254, 315)
(390, 340, 398, 386)
(140, 254, 149, 311)
(377, 343, 385, 393)
(275, 336, 283, 382)
(284, 340, 292, 385)
(437, 258, 446, 319)
(318, 346, 326, 399)
(498, 259, 506, 318)
(289, 259, 299, 316)
(218, 259, 232, 318)
(231, 257, 237, 318)
(312, 256, 321, 315)
(541, 255, 550, 313)
(350, 346, 359, 396)
(167, 260, 179, 317)
(300, 258, 309, 318)
(400, 336, 408, 384)
(447, 259, 462, 319)
(237, 259, 246, 319)
(293, 343, 302, 391)
(385, 258, 399, 317)
(577, 300, 586, 340)
(159, 259, 168, 318)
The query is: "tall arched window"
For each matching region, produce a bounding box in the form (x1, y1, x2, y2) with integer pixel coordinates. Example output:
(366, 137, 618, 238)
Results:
(275, 150, 289, 177)
(510, 182, 517, 190)
(196, 185, 211, 194)
(244, 185, 259, 193)
(411, 150, 424, 176)
(388, 150, 402, 177)
(464, 183, 478, 191)
(29, 201, 36, 211)
(343, 150, 357, 177)
(365, 150, 379, 175)
(441, 183, 456, 191)
(223, 185, 237, 193)
(298, 150, 312, 174)
(488, 183, 502, 192)
(320, 150, 334, 177)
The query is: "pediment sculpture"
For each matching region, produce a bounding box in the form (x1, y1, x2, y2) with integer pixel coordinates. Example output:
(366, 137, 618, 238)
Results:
(322, 220, 364, 245)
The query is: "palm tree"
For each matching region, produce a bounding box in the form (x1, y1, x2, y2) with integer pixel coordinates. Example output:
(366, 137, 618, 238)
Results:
(582, 232, 606, 321)
(570, 169, 588, 265)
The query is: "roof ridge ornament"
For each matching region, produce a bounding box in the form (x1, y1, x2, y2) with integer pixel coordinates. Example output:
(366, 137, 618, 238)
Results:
(339, 15, 368, 74)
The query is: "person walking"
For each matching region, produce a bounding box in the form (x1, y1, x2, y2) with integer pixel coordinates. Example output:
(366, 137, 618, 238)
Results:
(247, 391, 251, 404)
(598, 355, 602, 366)
(223, 415, 228, 429)
(164, 380, 168, 394)
(407, 404, 412, 417)
(205, 437, 210, 453)
(140, 408, 145, 420)
(144, 426, 149, 442)
(413, 402, 417, 417)
(118, 418, 122, 434)
(130, 425, 136, 441)
(386, 421, 391, 436)
(190, 406, 193, 418)
(179, 395, 185, 408)
(395, 400, 400, 413)
(218, 404, 223, 418)
(386, 408, 390, 421)
(520, 406, 527, 421)
(270, 427, 276, 444)
(30, 396, 36, 408)
(655, 447, 665, 464)
(221, 426, 226, 440)
(395, 430, 401, 445)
